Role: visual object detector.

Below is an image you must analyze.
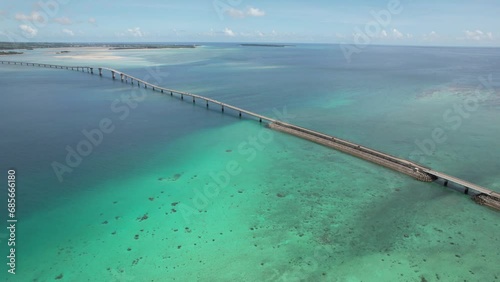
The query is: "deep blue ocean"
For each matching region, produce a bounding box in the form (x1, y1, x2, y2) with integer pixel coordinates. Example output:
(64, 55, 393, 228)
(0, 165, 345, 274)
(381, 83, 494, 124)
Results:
(0, 44, 499, 281)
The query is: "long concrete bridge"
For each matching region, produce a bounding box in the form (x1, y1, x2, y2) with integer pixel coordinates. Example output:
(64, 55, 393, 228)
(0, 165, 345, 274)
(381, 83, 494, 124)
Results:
(1, 60, 499, 210)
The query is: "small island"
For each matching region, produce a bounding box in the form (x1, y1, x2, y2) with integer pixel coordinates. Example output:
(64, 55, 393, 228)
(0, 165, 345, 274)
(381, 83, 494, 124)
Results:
(0, 42, 197, 51)
(0, 51, 23, 56)
(240, 43, 294, 48)
(109, 44, 196, 50)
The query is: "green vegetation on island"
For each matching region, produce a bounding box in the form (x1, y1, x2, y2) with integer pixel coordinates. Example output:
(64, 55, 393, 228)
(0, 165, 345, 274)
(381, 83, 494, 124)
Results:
(0, 51, 23, 55)
(0, 42, 197, 51)
(240, 43, 294, 47)
(109, 44, 196, 50)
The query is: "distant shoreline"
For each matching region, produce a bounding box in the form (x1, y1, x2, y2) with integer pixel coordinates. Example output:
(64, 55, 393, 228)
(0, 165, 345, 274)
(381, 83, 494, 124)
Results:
(0, 42, 197, 51)
(109, 45, 196, 50)
(240, 44, 294, 48)
(0, 51, 23, 56)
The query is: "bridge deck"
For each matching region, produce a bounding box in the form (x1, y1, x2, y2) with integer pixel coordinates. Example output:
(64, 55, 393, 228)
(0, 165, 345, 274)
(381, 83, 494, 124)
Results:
(422, 169, 499, 197)
(100, 67, 277, 123)
(2, 60, 499, 206)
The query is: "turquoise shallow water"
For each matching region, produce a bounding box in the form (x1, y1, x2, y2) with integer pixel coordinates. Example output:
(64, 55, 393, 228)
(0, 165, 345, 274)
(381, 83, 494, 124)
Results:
(0, 44, 499, 281)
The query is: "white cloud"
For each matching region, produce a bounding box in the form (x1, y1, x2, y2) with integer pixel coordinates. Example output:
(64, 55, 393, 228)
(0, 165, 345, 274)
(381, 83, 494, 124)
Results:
(392, 28, 404, 39)
(62, 28, 74, 36)
(226, 7, 266, 19)
(88, 17, 96, 24)
(247, 7, 265, 17)
(127, 27, 143, 37)
(54, 17, 72, 25)
(464, 29, 493, 41)
(19, 24, 37, 37)
(372, 29, 409, 40)
(224, 27, 236, 37)
(421, 31, 442, 43)
(226, 8, 245, 19)
(15, 12, 45, 23)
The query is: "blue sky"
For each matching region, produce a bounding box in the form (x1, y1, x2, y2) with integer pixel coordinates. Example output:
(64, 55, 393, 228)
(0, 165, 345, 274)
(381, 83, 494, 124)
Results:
(0, 0, 498, 46)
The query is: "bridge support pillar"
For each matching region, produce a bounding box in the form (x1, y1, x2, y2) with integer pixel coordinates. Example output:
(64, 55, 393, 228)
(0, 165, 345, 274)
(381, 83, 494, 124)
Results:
(464, 187, 469, 195)
(120, 73, 124, 81)
(111, 71, 115, 80)
(206, 101, 209, 108)
(161, 89, 163, 93)
(170, 92, 173, 96)
(98, 68, 102, 76)
(90, 68, 93, 74)
(259, 118, 262, 123)
(181, 94, 183, 100)
(193, 97, 195, 103)
(222, 105, 224, 112)
(444, 180, 448, 187)
(239, 112, 242, 118)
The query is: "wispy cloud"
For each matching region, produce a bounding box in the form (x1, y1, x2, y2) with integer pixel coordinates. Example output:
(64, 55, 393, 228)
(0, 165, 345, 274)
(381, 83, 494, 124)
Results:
(247, 7, 265, 17)
(62, 28, 74, 36)
(464, 30, 493, 41)
(88, 17, 96, 24)
(127, 27, 143, 37)
(226, 8, 245, 19)
(224, 27, 236, 37)
(54, 17, 72, 25)
(15, 12, 44, 22)
(19, 24, 37, 37)
(226, 7, 266, 19)
(423, 31, 439, 42)
(392, 28, 404, 39)
(355, 28, 411, 40)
